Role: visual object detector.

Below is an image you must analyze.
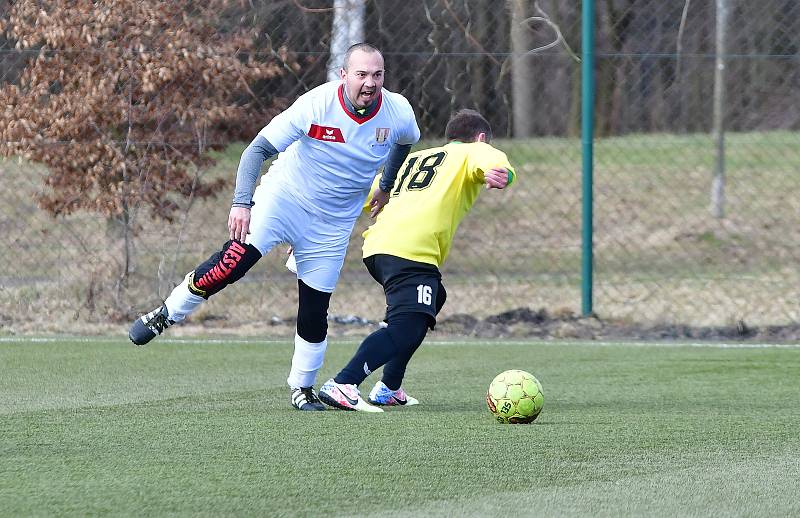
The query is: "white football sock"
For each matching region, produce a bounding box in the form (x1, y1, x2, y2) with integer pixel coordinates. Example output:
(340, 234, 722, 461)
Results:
(163, 272, 205, 323)
(287, 333, 328, 389)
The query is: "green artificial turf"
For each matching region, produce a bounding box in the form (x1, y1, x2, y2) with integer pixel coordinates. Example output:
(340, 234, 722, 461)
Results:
(2, 338, 798, 517)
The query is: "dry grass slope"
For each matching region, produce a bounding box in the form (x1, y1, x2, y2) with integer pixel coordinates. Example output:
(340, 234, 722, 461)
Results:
(1, 132, 799, 337)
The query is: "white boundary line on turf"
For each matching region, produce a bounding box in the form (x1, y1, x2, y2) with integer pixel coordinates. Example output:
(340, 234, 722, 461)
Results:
(439, 340, 800, 349)
(1, 336, 798, 349)
(0, 336, 289, 344)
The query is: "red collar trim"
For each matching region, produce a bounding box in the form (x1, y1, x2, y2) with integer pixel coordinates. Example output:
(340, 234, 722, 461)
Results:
(338, 84, 382, 124)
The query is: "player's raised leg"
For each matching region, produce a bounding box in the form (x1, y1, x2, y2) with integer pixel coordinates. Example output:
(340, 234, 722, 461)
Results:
(128, 239, 262, 345)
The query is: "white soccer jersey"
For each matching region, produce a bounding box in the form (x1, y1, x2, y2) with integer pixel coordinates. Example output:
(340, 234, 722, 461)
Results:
(259, 81, 420, 222)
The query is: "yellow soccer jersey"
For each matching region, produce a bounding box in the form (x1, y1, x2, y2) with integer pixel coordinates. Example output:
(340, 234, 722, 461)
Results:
(362, 141, 515, 267)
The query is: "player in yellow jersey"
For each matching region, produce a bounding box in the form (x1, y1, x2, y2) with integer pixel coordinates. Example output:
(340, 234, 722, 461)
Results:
(317, 109, 516, 411)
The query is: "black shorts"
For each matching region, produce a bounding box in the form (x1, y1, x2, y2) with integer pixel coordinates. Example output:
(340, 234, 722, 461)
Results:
(364, 254, 446, 329)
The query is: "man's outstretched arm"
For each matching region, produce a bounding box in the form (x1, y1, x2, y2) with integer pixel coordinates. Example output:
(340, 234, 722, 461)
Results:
(229, 135, 279, 241)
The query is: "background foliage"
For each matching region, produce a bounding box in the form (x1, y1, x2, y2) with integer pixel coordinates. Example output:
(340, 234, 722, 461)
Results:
(1, 0, 798, 334)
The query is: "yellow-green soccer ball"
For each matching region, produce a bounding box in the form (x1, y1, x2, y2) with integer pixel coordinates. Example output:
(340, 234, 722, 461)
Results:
(486, 369, 544, 424)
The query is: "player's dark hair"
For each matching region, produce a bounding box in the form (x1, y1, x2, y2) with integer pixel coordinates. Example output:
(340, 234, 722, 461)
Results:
(343, 43, 382, 70)
(445, 109, 492, 142)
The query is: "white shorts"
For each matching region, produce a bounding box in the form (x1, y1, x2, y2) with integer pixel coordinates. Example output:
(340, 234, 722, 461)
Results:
(246, 182, 354, 293)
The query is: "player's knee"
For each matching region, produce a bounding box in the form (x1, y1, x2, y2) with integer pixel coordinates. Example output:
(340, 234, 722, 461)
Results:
(386, 312, 429, 349)
(297, 309, 328, 343)
(296, 280, 331, 343)
(188, 240, 261, 299)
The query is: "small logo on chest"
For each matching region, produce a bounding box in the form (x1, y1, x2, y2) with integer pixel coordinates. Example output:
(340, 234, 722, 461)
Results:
(375, 128, 390, 143)
(308, 124, 345, 143)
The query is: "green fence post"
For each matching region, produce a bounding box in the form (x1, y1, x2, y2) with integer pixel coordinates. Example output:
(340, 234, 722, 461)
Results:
(581, 0, 595, 316)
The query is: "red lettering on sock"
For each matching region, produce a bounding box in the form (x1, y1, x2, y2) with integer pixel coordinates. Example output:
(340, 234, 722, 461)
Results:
(195, 244, 247, 290)
(229, 242, 246, 255)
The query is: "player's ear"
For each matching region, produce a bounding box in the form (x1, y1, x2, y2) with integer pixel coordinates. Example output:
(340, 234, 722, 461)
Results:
(476, 132, 487, 143)
(340, 67, 347, 80)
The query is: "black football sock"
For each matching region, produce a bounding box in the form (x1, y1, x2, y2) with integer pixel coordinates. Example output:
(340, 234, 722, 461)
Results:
(335, 312, 431, 388)
(335, 328, 397, 386)
(380, 313, 429, 390)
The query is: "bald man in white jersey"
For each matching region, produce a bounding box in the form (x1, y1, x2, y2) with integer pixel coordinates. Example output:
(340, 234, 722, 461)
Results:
(129, 43, 421, 411)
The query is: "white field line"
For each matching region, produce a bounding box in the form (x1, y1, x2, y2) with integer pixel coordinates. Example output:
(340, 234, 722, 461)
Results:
(453, 340, 800, 349)
(0, 336, 798, 349)
(0, 336, 288, 345)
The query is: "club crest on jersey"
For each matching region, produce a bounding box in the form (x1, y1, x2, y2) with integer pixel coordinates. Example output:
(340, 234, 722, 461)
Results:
(375, 128, 390, 143)
(308, 124, 345, 143)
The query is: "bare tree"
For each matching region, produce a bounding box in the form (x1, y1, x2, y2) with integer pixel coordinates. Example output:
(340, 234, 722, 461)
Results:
(328, 0, 366, 81)
(711, 0, 728, 218)
(510, 0, 536, 137)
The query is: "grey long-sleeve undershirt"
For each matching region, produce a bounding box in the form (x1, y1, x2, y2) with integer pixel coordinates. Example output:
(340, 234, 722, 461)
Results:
(231, 134, 414, 207)
(379, 143, 412, 192)
(231, 135, 278, 208)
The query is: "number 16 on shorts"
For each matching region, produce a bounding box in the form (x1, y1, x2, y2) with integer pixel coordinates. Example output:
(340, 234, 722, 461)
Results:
(417, 284, 432, 305)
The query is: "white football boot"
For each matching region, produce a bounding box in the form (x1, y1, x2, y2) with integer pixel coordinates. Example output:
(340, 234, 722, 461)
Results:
(318, 379, 384, 412)
(368, 381, 419, 406)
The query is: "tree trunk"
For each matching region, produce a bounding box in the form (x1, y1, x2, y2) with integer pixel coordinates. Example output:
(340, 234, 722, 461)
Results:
(470, 2, 488, 117)
(510, 0, 535, 137)
(328, 0, 366, 81)
(711, 0, 728, 219)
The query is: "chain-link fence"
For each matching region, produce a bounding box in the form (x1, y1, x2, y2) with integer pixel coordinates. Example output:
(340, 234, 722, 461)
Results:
(1, 0, 798, 335)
